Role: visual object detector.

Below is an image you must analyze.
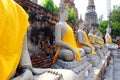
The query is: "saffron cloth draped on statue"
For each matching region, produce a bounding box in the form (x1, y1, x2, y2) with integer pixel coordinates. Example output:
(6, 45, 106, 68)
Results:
(0, 0, 29, 80)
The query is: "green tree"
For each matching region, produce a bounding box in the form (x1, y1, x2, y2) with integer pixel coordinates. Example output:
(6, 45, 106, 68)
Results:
(41, 0, 58, 14)
(98, 21, 108, 35)
(98, 5, 120, 36)
(111, 5, 120, 23)
(66, 6, 77, 23)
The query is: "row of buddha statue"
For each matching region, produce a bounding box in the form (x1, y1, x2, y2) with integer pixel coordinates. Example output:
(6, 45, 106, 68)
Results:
(11, 5, 118, 80)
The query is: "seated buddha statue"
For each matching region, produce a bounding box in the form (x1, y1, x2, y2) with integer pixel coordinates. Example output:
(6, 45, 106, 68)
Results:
(88, 29, 106, 58)
(77, 23, 95, 54)
(88, 27, 96, 45)
(105, 24, 118, 49)
(77, 24, 101, 67)
(99, 32, 104, 45)
(53, 5, 85, 64)
(95, 30, 104, 45)
(7, 0, 78, 80)
(90, 29, 104, 51)
(88, 27, 99, 50)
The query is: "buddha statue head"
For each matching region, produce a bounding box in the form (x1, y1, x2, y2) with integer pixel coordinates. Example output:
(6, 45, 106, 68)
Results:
(58, 5, 68, 21)
(99, 32, 103, 38)
(89, 27, 94, 33)
(106, 24, 111, 34)
(78, 22, 84, 30)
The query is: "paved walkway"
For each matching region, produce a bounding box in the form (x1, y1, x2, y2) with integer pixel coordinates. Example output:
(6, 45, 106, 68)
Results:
(104, 49, 120, 80)
(113, 50, 120, 80)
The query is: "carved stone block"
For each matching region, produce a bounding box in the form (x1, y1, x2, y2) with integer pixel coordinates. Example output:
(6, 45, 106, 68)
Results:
(96, 49, 104, 59)
(86, 54, 100, 67)
(52, 56, 92, 80)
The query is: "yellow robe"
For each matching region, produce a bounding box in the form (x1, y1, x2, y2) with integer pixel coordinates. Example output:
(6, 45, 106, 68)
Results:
(98, 38, 104, 45)
(0, 0, 29, 80)
(108, 36, 112, 43)
(77, 31, 95, 54)
(88, 33, 96, 46)
(53, 23, 80, 63)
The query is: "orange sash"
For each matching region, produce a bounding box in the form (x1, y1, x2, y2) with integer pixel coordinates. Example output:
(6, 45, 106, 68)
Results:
(108, 37, 112, 43)
(77, 31, 95, 54)
(53, 23, 80, 63)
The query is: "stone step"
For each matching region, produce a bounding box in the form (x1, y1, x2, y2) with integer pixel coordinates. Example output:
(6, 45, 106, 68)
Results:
(85, 51, 110, 80)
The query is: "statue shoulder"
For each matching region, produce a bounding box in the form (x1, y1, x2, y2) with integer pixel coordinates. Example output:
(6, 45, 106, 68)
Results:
(55, 22, 64, 27)
(88, 33, 92, 36)
(77, 30, 83, 33)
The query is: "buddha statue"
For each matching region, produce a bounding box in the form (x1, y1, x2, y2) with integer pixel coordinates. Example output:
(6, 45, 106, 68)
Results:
(88, 27, 102, 50)
(95, 30, 104, 45)
(77, 24, 102, 67)
(77, 23, 95, 54)
(88, 27, 96, 46)
(52, 6, 92, 79)
(91, 29, 104, 50)
(89, 29, 105, 58)
(98, 32, 104, 45)
(53, 5, 85, 64)
(105, 24, 118, 49)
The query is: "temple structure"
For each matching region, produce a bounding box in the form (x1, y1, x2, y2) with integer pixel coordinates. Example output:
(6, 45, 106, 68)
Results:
(61, 0, 79, 22)
(84, 0, 98, 31)
(78, 14, 84, 25)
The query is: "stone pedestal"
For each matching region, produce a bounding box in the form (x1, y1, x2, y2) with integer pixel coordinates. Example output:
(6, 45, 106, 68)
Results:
(85, 51, 110, 80)
(110, 49, 118, 55)
(96, 49, 104, 59)
(86, 54, 100, 67)
(52, 56, 92, 80)
(102, 47, 109, 56)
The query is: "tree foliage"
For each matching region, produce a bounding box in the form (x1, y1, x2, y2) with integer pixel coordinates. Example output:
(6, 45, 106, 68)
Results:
(41, 0, 58, 14)
(111, 5, 120, 23)
(41, 0, 77, 23)
(98, 21, 108, 35)
(98, 5, 120, 36)
(66, 6, 77, 24)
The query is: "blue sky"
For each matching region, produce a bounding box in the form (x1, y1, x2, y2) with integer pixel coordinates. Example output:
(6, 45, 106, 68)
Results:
(39, 0, 120, 20)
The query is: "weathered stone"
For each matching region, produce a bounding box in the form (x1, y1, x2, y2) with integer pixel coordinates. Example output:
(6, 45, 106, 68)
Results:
(52, 56, 88, 69)
(85, 51, 110, 80)
(86, 54, 100, 67)
(96, 49, 104, 59)
(84, 0, 98, 30)
(52, 56, 92, 80)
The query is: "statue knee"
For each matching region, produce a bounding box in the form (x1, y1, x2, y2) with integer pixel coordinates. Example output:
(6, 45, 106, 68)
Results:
(78, 48, 85, 57)
(83, 47, 91, 54)
(59, 50, 74, 61)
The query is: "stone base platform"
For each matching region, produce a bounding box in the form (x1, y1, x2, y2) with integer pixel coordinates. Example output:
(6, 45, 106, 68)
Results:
(52, 49, 110, 80)
(85, 51, 110, 80)
(52, 56, 92, 80)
